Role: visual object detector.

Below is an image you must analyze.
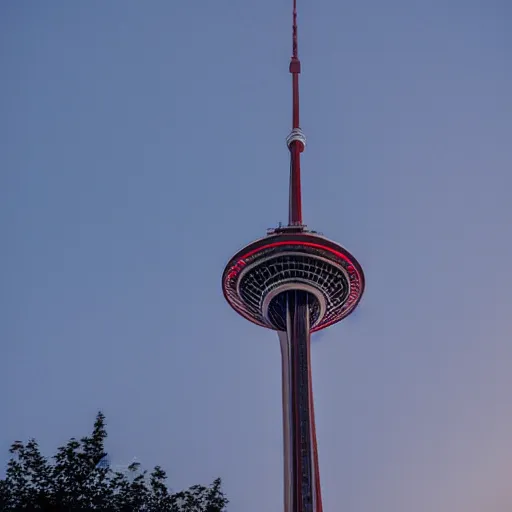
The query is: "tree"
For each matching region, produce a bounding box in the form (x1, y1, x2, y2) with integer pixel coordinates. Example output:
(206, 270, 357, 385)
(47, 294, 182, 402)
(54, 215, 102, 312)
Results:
(0, 412, 228, 512)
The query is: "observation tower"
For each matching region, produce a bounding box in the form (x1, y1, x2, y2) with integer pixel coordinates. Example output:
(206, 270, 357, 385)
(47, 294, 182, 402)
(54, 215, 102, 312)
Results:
(222, 1, 365, 511)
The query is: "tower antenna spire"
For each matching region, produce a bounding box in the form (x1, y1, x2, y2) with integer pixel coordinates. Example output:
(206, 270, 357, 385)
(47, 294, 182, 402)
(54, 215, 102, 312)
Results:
(287, 0, 306, 226)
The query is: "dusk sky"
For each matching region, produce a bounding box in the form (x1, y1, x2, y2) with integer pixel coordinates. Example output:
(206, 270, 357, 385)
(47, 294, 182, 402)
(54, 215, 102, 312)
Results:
(1, 1, 511, 511)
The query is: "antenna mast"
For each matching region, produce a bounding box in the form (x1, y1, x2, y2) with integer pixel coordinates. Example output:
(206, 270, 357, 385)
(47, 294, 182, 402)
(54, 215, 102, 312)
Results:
(286, 0, 306, 226)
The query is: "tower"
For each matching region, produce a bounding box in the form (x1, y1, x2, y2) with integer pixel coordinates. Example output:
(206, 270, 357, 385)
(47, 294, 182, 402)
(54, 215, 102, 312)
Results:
(222, 1, 365, 510)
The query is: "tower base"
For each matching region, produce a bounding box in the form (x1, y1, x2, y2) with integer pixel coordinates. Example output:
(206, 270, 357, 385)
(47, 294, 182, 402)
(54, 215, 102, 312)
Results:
(278, 290, 323, 512)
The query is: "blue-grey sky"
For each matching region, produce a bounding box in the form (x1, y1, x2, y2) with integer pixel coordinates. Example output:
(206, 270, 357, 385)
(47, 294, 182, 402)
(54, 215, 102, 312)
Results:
(1, 1, 511, 510)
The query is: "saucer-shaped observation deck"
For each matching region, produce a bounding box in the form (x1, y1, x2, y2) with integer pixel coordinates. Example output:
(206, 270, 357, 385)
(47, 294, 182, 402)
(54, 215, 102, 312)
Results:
(222, 228, 365, 332)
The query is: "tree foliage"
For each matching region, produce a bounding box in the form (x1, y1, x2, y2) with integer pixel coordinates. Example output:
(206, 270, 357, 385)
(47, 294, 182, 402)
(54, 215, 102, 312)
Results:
(0, 412, 228, 512)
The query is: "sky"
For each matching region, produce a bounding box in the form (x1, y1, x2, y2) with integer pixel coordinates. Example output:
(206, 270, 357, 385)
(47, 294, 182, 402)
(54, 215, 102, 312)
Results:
(1, 1, 511, 511)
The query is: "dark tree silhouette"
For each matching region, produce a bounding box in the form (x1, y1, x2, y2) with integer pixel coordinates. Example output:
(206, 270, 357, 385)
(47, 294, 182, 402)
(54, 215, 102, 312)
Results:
(0, 412, 228, 512)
